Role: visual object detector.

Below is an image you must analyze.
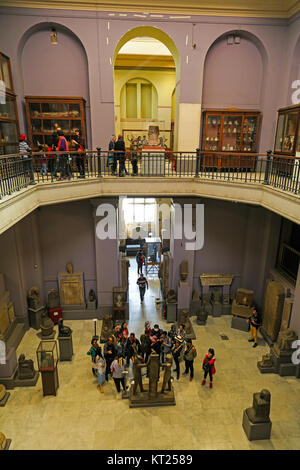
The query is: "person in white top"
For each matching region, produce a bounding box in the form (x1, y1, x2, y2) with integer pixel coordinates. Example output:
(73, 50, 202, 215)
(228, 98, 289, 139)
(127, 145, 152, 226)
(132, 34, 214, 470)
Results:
(94, 351, 106, 393)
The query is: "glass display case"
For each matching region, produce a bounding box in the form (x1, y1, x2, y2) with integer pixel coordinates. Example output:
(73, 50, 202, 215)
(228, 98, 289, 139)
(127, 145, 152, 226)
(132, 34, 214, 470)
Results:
(0, 52, 20, 155)
(144, 237, 162, 276)
(274, 104, 300, 155)
(36, 340, 59, 396)
(25, 96, 86, 150)
(201, 109, 261, 169)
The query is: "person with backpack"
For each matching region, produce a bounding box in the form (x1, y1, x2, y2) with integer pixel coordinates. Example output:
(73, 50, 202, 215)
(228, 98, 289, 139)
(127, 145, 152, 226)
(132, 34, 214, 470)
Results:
(201, 348, 216, 389)
(87, 336, 102, 376)
(183, 339, 197, 381)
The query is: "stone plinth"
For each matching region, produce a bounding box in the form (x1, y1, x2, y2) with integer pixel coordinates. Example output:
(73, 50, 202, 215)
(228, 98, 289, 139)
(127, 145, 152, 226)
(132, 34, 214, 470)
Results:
(242, 410, 272, 441)
(231, 315, 250, 332)
(177, 281, 190, 310)
(28, 306, 45, 330)
(166, 303, 177, 323)
(58, 334, 74, 361)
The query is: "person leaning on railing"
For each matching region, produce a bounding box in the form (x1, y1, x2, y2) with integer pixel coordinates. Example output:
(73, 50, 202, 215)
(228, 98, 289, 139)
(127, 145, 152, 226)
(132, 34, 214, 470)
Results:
(19, 134, 35, 184)
(71, 129, 85, 179)
(115, 134, 128, 177)
(56, 130, 72, 181)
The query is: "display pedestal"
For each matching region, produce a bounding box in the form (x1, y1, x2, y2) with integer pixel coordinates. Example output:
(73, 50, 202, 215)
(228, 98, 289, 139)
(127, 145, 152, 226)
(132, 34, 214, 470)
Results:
(58, 335, 73, 361)
(242, 410, 272, 441)
(87, 300, 97, 310)
(166, 302, 177, 323)
(178, 281, 190, 310)
(40, 366, 59, 396)
(28, 306, 45, 330)
(231, 315, 250, 332)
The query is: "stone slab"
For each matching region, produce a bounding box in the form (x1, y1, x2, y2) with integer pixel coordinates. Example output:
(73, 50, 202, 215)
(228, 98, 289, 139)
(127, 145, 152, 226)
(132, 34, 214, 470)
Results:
(129, 384, 175, 408)
(231, 300, 252, 318)
(279, 363, 297, 377)
(13, 370, 39, 387)
(0, 391, 10, 406)
(242, 410, 272, 441)
(166, 303, 177, 323)
(231, 315, 250, 332)
(58, 335, 74, 361)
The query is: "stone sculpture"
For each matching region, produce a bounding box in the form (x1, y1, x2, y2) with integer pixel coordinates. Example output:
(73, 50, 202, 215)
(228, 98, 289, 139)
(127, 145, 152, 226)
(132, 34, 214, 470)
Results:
(257, 328, 298, 376)
(192, 290, 200, 301)
(167, 289, 177, 303)
(100, 314, 114, 343)
(58, 262, 85, 307)
(197, 301, 209, 325)
(0, 432, 7, 451)
(40, 310, 54, 337)
(132, 355, 145, 395)
(180, 260, 188, 282)
(115, 294, 123, 308)
(147, 353, 160, 399)
(89, 290, 96, 302)
(17, 354, 35, 380)
(178, 309, 192, 335)
(48, 289, 60, 309)
(58, 319, 72, 337)
(273, 328, 298, 357)
(245, 390, 271, 424)
(261, 281, 285, 343)
(27, 287, 41, 310)
(161, 354, 172, 393)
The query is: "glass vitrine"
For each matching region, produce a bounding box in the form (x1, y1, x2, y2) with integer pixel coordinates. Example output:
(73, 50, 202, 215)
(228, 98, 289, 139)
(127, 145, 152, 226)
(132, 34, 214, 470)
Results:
(203, 115, 221, 151)
(0, 53, 19, 156)
(274, 105, 300, 155)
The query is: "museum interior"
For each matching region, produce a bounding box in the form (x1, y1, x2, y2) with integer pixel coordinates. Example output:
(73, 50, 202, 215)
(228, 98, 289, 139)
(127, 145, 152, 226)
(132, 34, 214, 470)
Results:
(0, 0, 300, 451)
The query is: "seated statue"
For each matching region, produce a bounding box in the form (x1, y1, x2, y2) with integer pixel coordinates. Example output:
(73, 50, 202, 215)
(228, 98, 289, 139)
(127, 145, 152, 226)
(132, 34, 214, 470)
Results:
(245, 389, 271, 423)
(100, 314, 114, 342)
(58, 319, 72, 337)
(178, 309, 192, 335)
(27, 286, 41, 310)
(40, 310, 54, 337)
(18, 353, 35, 379)
(89, 289, 96, 302)
(167, 289, 177, 303)
(273, 328, 298, 357)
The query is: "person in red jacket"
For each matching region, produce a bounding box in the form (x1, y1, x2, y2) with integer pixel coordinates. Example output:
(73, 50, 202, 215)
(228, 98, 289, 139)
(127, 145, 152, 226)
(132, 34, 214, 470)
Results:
(56, 130, 71, 180)
(201, 348, 216, 389)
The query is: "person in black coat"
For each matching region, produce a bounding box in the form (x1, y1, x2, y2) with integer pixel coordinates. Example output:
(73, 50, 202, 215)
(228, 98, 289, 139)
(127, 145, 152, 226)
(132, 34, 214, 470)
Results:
(114, 134, 127, 177)
(125, 333, 141, 366)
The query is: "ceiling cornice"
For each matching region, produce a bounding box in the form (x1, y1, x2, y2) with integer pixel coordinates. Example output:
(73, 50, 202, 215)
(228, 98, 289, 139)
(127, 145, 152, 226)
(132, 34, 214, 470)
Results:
(0, 0, 300, 19)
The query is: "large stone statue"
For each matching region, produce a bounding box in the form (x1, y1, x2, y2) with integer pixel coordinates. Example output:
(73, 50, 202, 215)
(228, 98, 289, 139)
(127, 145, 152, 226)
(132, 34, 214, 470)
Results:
(180, 260, 188, 282)
(17, 354, 35, 380)
(148, 125, 159, 146)
(273, 328, 298, 357)
(27, 287, 41, 309)
(178, 309, 192, 335)
(261, 281, 285, 343)
(132, 355, 145, 395)
(161, 354, 172, 393)
(167, 289, 177, 303)
(58, 262, 85, 307)
(245, 389, 271, 423)
(100, 314, 114, 343)
(48, 289, 60, 309)
(58, 319, 72, 337)
(40, 310, 54, 338)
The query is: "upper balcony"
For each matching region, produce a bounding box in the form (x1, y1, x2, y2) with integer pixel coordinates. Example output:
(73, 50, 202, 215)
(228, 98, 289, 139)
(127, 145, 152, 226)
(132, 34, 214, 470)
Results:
(0, 149, 299, 235)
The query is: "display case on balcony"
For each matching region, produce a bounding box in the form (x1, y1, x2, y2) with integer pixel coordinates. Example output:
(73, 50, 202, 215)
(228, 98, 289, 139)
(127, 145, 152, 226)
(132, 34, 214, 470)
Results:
(25, 96, 86, 150)
(201, 109, 261, 169)
(0, 52, 20, 156)
(274, 104, 300, 156)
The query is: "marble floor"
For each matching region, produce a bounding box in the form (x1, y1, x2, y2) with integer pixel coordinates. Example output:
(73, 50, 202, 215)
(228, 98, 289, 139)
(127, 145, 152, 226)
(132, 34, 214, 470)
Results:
(1, 259, 300, 450)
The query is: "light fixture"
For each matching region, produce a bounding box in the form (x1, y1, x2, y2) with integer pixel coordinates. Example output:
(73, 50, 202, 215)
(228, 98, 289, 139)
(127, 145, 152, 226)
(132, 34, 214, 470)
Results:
(50, 28, 58, 45)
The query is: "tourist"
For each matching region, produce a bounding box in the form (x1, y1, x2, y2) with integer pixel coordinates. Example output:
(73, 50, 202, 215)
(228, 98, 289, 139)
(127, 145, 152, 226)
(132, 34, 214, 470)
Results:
(177, 323, 186, 340)
(104, 336, 116, 381)
(151, 324, 162, 339)
(38, 143, 47, 177)
(110, 354, 127, 394)
(201, 348, 216, 389)
(161, 331, 172, 363)
(125, 333, 141, 366)
(150, 335, 161, 356)
(247, 307, 262, 348)
(172, 336, 184, 380)
(56, 130, 71, 180)
(130, 135, 138, 176)
(168, 324, 177, 345)
(19, 134, 34, 183)
(116, 335, 127, 358)
(111, 325, 121, 348)
(108, 134, 116, 175)
(183, 339, 197, 381)
(114, 134, 127, 177)
(94, 351, 106, 393)
(144, 321, 152, 335)
(120, 321, 129, 339)
(136, 250, 145, 275)
(137, 273, 149, 302)
(87, 336, 102, 376)
(71, 129, 85, 178)
(140, 329, 152, 363)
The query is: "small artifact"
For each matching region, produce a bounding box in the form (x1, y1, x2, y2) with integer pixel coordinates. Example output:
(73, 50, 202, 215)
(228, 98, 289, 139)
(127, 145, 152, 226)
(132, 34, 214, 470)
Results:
(180, 260, 188, 282)
(66, 262, 73, 274)
(245, 389, 271, 424)
(40, 350, 54, 369)
(273, 328, 298, 357)
(161, 354, 172, 393)
(17, 354, 35, 379)
(167, 289, 177, 303)
(27, 287, 41, 310)
(58, 319, 72, 337)
(115, 294, 123, 308)
(132, 354, 145, 395)
(40, 310, 54, 337)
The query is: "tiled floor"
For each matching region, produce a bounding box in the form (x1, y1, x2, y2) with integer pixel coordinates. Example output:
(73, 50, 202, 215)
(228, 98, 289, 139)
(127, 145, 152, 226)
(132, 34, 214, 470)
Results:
(1, 258, 300, 450)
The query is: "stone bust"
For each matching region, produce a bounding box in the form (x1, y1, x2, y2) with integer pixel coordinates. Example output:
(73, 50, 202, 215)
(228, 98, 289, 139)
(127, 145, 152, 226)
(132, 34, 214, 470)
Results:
(167, 289, 177, 303)
(246, 389, 271, 424)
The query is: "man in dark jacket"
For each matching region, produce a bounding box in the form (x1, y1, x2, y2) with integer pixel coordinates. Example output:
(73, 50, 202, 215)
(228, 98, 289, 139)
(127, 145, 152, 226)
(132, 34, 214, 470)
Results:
(104, 336, 116, 381)
(71, 129, 85, 178)
(114, 134, 127, 177)
(140, 329, 152, 363)
(247, 307, 261, 348)
(108, 135, 116, 174)
(183, 339, 197, 381)
(125, 333, 141, 366)
(137, 273, 149, 302)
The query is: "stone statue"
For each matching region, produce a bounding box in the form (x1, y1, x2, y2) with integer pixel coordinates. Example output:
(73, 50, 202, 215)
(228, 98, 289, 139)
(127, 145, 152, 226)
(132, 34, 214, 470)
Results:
(40, 310, 54, 337)
(58, 319, 72, 337)
(178, 309, 192, 335)
(27, 286, 41, 309)
(236, 289, 253, 307)
(197, 302, 209, 324)
(48, 289, 60, 309)
(245, 389, 271, 424)
(0, 432, 7, 451)
(161, 354, 172, 393)
(66, 262, 73, 274)
(100, 314, 114, 342)
(180, 260, 188, 282)
(212, 288, 221, 303)
(132, 354, 145, 395)
(273, 328, 298, 357)
(58, 262, 85, 306)
(18, 354, 35, 379)
(257, 353, 274, 370)
(167, 289, 177, 303)
(148, 125, 159, 146)
(89, 289, 96, 302)
(146, 353, 160, 399)
(192, 290, 200, 301)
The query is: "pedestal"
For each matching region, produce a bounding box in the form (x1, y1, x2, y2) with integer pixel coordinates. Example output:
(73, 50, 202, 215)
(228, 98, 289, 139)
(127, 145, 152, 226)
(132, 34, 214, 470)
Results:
(28, 306, 45, 330)
(38, 331, 56, 340)
(231, 315, 250, 332)
(129, 383, 175, 408)
(178, 281, 191, 310)
(58, 335, 73, 361)
(166, 303, 177, 323)
(242, 410, 272, 441)
(279, 363, 296, 377)
(87, 300, 97, 310)
(40, 366, 59, 396)
(0, 347, 17, 388)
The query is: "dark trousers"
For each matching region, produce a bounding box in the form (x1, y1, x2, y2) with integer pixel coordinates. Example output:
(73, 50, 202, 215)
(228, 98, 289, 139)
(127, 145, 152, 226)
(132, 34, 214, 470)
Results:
(76, 155, 85, 176)
(105, 357, 113, 380)
(119, 159, 128, 176)
(113, 377, 126, 393)
(137, 262, 143, 275)
(173, 356, 180, 379)
(131, 159, 138, 175)
(184, 359, 194, 378)
(139, 286, 146, 301)
(23, 158, 34, 182)
(204, 369, 213, 382)
(49, 158, 56, 176)
(112, 157, 118, 174)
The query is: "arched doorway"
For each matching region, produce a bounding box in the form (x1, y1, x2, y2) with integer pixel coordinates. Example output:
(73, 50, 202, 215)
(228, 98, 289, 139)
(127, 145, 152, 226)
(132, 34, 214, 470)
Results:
(113, 26, 180, 150)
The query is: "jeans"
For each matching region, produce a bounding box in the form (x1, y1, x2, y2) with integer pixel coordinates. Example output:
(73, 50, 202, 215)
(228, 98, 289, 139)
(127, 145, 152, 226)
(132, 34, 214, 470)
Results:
(97, 371, 105, 385)
(137, 263, 143, 275)
(139, 287, 146, 301)
(173, 356, 180, 379)
(131, 159, 138, 175)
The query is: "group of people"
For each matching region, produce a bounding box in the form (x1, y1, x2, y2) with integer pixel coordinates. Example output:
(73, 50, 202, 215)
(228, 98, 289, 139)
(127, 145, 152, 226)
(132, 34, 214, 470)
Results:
(108, 134, 139, 177)
(87, 319, 216, 395)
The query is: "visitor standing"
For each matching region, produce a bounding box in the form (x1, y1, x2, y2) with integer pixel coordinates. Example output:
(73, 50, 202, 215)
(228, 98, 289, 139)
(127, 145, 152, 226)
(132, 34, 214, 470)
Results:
(104, 336, 116, 381)
(19, 134, 34, 183)
(140, 329, 152, 363)
(161, 331, 172, 364)
(247, 307, 261, 348)
(114, 134, 127, 177)
(136, 250, 145, 275)
(183, 339, 197, 381)
(137, 273, 149, 302)
(71, 129, 85, 178)
(111, 354, 127, 394)
(108, 134, 116, 175)
(94, 351, 106, 393)
(201, 348, 216, 389)
(172, 336, 184, 380)
(130, 135, 138, 176)
(56, 130, 71, 180)
(87, 336, 102, 376)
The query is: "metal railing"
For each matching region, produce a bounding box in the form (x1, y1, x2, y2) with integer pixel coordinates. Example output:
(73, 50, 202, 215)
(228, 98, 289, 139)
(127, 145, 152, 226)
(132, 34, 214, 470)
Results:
(0, 148, 299, 199)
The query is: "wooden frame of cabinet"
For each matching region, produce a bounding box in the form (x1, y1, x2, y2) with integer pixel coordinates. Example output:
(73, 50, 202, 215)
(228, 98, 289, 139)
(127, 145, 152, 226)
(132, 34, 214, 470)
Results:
(201, 109, 261, 169)
(25, 96, 86, 150)
(273, 104, 300, 156)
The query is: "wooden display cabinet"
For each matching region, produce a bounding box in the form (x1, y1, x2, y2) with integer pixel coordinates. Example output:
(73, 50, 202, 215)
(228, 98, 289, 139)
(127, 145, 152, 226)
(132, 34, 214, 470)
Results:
(0, 52, 20, 155)
(201, 109, 261, 169)
(274, 104, 300, 156)
(25, 96, 86, 150)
